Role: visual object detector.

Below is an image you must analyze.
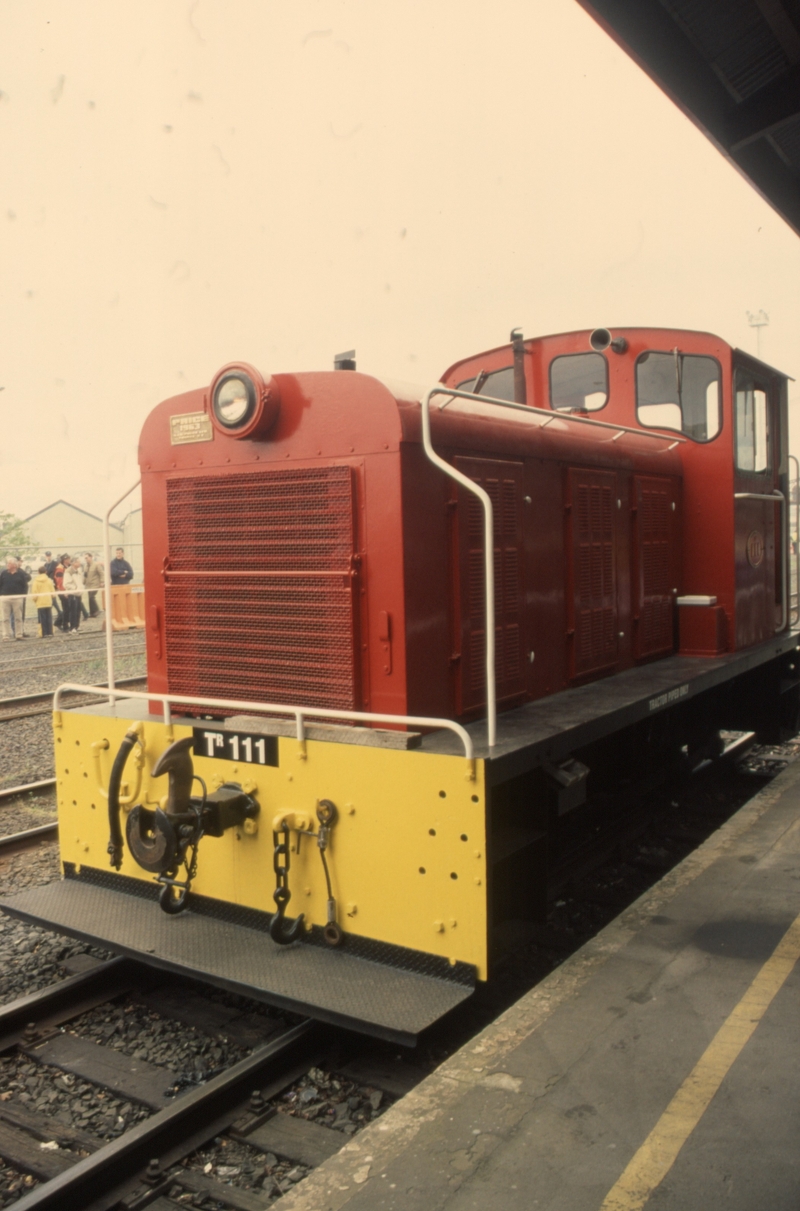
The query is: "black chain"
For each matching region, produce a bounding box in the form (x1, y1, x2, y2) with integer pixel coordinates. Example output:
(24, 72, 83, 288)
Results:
(272, 823, 293, 919)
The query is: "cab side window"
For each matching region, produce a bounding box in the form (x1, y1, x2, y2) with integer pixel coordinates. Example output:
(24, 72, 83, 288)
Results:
(636, 351, 721, 442)
(457, 366, 515, 401)
(549, 353, 608, 412)
(734, 374, 770, 472)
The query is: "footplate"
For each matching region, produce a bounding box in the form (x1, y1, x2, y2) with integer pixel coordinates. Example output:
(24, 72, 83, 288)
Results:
(0, 867, 475, 1046)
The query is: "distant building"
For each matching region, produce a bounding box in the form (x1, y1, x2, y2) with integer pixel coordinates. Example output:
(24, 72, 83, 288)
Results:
(22, 500, 142, 582)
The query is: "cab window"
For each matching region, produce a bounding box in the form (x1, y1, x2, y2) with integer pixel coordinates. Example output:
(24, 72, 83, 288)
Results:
(734, 374, 770, 472)
(549, 352, 608, 411)
(636, 351, 721, 442)
(457, 366, 515, 401)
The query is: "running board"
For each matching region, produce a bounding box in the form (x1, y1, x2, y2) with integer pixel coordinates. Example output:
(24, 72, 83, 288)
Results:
(0, 868, 475, 1047)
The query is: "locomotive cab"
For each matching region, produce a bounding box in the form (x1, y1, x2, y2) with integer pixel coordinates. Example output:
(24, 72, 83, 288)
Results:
(443, 327, 790, 661)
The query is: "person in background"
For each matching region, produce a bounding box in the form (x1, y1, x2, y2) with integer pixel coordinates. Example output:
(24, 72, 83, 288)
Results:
(62, 557, 85, 635)
(84, 552, 104, 617)
(44, 552, 64, 630)
(110, 548, 134, 585)
(15, 556, 31, 633)
(0, 557, 28, 640)
(31, 565, 55, 638)
(54, 556, 68, 630)
(72, 554, 89, 620)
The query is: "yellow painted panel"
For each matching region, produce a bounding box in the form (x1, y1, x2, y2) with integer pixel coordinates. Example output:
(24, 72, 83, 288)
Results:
(54, 711, 488, 977)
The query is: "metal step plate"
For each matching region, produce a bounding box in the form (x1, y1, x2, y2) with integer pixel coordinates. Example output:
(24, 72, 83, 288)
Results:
(0, 870, 475, 1046)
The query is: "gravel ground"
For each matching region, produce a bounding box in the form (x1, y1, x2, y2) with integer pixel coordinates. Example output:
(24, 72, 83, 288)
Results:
(0, 622, 145, 699)
(0, 627, 145, 790)
(0, 836, 109, 1007)
(0, 791, 57, 838)
(68, 1001, 253, 1089)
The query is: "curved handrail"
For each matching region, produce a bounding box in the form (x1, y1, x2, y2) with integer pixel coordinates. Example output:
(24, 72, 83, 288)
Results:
(52, 682, 476, 764)
(432, 383, 687, 444)
(789, 455, 799, 627)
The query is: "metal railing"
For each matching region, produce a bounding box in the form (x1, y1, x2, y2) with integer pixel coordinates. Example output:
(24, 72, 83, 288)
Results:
(434, 385, 688, 446)
(734, 489, 787, 632)
(420, 383, 687, 750)
(53, 682, 476, 764)
(789, 455, 799, 627)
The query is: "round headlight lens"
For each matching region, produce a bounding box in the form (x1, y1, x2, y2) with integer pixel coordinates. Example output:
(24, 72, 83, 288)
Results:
(214, 375, 254, 427)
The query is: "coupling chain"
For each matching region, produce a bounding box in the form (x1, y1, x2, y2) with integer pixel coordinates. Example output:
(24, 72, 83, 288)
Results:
(272, 822, 292, 917)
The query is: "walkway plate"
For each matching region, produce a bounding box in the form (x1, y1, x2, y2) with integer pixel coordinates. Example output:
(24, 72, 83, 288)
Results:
(0, 868, 474, 1046)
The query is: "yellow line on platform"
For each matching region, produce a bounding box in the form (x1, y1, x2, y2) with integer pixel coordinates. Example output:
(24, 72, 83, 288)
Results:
(600, 910, 800, 1211)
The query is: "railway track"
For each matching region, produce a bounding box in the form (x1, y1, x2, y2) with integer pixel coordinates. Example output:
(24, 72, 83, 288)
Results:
(0, 644, 145, 678)
(0, 730, 796, 1206)
(0, 957, 412, 1210)
(0, 678, 147, 724)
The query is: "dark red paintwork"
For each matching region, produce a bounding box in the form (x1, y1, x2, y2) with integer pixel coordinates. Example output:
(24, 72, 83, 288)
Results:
(137, 327, 788, 724)
(443, 327, 789, 660)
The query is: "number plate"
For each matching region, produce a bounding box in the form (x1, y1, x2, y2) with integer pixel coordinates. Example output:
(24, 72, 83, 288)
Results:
(192, 727, 279, 767)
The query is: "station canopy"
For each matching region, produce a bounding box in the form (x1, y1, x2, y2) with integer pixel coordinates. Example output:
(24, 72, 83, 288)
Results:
(577, 0, 800, 237)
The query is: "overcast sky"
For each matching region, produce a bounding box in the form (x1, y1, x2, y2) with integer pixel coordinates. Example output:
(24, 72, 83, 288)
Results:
(3, 0, 800, 524)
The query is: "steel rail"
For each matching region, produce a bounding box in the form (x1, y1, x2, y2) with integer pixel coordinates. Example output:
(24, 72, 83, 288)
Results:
(0, 779, 55, 803)
(0, 956, 144, 1053)
(0, 676, 146, 715)
(53, 682, 476, 764)
(11, 1019, 319, 1211)
(0, 822, 57, 851)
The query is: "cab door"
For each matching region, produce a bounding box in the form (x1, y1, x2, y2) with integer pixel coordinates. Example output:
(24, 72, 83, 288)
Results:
(732, 360, 786, 647)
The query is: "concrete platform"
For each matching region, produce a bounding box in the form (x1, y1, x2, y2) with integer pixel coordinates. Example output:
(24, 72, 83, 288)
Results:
(278, 757, 800, 1210)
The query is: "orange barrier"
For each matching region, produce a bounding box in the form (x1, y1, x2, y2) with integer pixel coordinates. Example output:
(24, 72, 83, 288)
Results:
(109, 585, 145, 631)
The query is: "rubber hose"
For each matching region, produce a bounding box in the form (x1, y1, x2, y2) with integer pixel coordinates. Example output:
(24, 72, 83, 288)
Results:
(107, 729, 139, 870)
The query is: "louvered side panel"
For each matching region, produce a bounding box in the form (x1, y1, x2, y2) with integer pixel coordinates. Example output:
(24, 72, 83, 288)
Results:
(164, 465, 358, 711)
(454, 458, 525, 714)
(634, 475, 677, 660)
(568, 468, 618, 679)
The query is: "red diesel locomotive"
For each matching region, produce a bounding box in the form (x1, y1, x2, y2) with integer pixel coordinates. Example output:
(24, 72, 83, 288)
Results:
(2, 325, 797, 1043)
(142, 325, 791, 722)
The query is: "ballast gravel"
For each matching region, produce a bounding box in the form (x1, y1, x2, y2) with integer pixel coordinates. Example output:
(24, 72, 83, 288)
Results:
(0, 791, 57, 839)
(0, 619, 145, 691)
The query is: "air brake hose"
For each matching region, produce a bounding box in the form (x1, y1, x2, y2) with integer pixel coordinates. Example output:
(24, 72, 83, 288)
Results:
(107, 726, 141, 870)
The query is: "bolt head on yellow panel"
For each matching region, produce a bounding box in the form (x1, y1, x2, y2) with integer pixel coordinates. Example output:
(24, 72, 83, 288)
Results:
(433, 921, 444, 933)
(243, 819, 258, 836)
(346, 903, 358, 917)
(450, 919, 457, 928)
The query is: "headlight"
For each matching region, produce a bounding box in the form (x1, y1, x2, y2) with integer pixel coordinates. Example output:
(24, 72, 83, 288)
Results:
(208, 363, 281, 440)
(213, 373, 256, 428)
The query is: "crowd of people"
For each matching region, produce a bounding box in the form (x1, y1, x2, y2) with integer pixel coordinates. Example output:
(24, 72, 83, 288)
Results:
(0, 547, 135, 641)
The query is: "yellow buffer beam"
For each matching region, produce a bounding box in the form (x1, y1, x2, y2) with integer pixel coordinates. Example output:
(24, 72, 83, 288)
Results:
(54, 710, 488, 978)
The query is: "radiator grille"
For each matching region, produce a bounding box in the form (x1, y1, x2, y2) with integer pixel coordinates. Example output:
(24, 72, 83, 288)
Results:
(164, 466, 357, 710)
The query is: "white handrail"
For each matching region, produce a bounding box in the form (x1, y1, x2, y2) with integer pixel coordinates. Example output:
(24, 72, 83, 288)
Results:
(419, 382, 692, 749)
(433, 384, 688, 444)
(421, 386, 496, 748)
(789, 455, 799, 627)
(734, 490, 788, 632)
(52, 682, 476, 761)
(103, 480, 141, 703)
